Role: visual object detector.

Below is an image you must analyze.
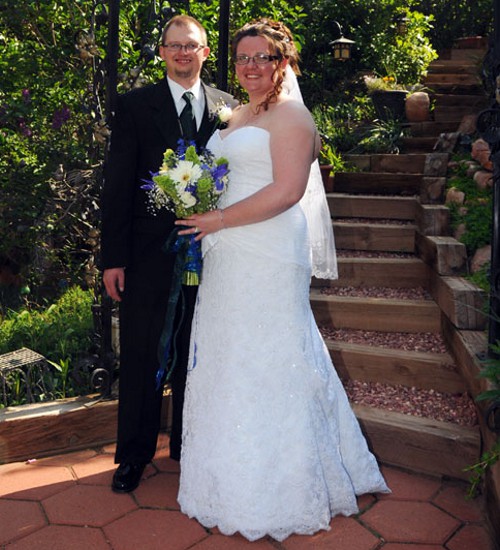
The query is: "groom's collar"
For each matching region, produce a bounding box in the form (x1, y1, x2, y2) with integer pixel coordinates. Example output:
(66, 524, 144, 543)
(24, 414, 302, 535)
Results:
(167, 75, 203, 104)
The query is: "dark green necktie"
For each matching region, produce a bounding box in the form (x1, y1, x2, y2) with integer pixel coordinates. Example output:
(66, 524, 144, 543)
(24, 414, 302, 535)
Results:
(179, 91, 196, 141)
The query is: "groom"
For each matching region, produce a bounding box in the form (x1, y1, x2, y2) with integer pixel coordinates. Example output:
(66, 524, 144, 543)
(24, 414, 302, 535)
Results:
(101, 14, 237, 493)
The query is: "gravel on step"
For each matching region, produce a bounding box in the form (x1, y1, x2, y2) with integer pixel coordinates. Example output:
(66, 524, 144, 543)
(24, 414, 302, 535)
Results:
(336, 250, 415, 258)
(320, 286, 432, 300)
(319, 326, 449, 354)
(344, 379, 478, 427)
(334, 217, 413, 225)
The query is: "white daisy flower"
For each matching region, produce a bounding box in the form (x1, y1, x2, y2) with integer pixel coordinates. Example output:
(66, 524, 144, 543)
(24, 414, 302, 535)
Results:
(170, 161, 203, 186)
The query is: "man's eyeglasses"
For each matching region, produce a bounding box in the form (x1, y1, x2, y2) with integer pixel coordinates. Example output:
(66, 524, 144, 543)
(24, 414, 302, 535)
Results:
(162, 43, 204, 53)
(234, 54, 280, 65)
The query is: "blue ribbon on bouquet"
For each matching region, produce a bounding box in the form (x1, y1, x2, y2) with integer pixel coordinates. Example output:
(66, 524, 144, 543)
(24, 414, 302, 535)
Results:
(155, 228, 202, 390)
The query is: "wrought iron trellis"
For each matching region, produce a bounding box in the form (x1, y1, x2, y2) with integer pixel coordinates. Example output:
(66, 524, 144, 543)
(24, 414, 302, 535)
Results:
(476, 0, 500, 434)
(478, 0, 500, 357)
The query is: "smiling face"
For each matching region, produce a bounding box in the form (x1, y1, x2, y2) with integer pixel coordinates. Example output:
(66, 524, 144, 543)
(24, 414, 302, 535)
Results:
(159, 21, 210, 88)
(234, 36, 282, 97)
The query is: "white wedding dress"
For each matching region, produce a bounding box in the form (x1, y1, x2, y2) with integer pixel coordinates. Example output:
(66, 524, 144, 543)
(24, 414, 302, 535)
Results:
(178, 127, 389, 542)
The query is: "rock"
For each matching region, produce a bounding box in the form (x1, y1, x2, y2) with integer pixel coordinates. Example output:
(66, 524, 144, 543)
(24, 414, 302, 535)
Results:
(445, 187, 465, 205)
(471, 138, 493, 170)
(470, 245, 491, 273)
(457, 114, 478, 135)
(454, 223, 467, 241)
(466, 163, 481, 177)
(405, 92, 430, 122)
(473, 170, 493, 190)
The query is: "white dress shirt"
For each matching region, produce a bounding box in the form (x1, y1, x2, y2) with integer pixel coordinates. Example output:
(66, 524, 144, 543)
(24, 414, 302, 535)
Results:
(167, 76, 206, 130)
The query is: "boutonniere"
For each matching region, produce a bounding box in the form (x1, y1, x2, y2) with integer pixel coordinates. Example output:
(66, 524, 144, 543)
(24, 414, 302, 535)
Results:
(214, 101, 233, 126)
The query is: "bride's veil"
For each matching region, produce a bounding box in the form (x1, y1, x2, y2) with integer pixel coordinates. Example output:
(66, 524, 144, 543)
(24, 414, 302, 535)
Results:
(284, 65, 338, 280)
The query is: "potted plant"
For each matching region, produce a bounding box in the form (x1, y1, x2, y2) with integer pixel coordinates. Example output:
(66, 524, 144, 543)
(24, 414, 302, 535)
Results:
(318, 143, 346, 192)
(363, 74, 408, 121)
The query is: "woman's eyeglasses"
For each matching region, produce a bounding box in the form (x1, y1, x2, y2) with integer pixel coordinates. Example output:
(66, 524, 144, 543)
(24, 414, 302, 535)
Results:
(234, 54, 280, 65)
(162, 43, 204, 52)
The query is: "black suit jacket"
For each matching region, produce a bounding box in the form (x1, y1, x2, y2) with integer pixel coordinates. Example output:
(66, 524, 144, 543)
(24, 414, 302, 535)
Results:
(100, 78, 236, 274)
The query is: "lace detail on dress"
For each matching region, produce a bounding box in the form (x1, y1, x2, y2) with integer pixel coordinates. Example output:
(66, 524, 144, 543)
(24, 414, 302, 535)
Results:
(178, 128, 389, 542)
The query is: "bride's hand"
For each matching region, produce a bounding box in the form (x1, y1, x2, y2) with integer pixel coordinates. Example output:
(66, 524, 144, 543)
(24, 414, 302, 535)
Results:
(175, 209, 225, 241)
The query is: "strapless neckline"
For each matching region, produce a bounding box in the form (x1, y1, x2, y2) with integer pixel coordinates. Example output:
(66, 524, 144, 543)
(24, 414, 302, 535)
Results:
(218, 125, 270, 142)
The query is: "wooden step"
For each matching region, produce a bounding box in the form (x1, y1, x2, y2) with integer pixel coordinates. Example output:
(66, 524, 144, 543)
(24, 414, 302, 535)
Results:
(428, 61, 483, 75)
(334, 172, 422, 195)
(310, 290, 441, 332)
(425, 73, 482, 86)
(344, 154, 427, 174)
(312, 257, 431, 289)
(424, 82, 485, 95)
(432, 93, 489, 108)
(433, 104, 488, 123)
(437, 47, 487, 62)
(354, 404, 481, 480)
(328, 339, 465, 393)
(430, 274, 487, 331)
(333, 221, 416, 252)
(0, 393, 172, 464)
(399, 136, 437, 153)
(416, 234, 467, 275)
(406, 120, 460, 137)
(329, 194, 417, 220)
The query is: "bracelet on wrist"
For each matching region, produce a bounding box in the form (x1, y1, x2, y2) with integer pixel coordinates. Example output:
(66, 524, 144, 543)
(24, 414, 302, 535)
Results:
(218, 208, 226, 229)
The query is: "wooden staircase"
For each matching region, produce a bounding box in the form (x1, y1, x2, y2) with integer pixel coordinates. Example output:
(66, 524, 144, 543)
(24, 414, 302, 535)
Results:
(313, 43, 492, 480)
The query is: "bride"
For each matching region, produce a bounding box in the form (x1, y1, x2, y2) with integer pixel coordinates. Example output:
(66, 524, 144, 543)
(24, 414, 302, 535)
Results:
(175, 18, 389, 542)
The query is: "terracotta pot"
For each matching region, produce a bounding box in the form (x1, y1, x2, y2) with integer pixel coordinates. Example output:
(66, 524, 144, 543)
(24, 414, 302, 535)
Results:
(320, 165, 334, 192)
(405, 92, 430, 122)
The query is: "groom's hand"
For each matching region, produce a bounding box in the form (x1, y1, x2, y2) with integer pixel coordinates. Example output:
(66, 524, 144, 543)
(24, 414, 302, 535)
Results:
(103, 267, 125, 302)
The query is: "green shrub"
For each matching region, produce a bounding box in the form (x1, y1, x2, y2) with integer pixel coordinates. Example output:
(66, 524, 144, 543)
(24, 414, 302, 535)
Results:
(446, 159, 492, 256)
(0, 286, 95, 404)
(0, 286, 94, 365)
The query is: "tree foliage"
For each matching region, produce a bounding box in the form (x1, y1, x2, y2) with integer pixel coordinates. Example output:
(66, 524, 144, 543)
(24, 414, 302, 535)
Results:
(0, 0, 493, 309)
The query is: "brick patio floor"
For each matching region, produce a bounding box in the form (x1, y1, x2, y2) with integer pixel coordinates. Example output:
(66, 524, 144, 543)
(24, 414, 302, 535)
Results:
(0, 432, 497, 549)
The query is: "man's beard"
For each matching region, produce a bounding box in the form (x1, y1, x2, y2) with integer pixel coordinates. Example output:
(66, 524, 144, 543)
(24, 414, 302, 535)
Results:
(173, 67, 193, 79)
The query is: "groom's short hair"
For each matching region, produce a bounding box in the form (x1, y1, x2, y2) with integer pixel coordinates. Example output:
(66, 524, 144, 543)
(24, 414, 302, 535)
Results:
(161, 15, 208, 47)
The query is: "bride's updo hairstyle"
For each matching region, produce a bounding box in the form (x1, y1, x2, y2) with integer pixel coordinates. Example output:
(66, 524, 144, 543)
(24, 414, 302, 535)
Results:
(232, 18, 300, 112)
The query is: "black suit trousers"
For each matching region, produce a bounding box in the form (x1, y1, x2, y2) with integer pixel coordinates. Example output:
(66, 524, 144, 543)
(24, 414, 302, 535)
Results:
(115, 241, 196, 464)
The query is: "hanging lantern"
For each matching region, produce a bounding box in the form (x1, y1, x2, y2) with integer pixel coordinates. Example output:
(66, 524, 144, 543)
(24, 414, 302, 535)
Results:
(330, 21, 355, 61)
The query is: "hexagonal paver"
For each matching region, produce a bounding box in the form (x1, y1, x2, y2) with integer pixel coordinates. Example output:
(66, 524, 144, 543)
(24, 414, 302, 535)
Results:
(152, 447, 181, 473)
(382, 544, 442, 549)
(5, 524, 110, 550)
(71, 453, 116, 486)
(36, 449, 98, 467)
(42, 484, 137, 527)
(361, 500, 460, 544)
(0, 500, 46, 545)
(432, 483, 486, 522)
(134, 472, 180, 509)
(357, 493, 376, 512)
(103, 509, 207, 550)
(0, 461, 75, 500)
(446, 524, 496, 550)
(379, 466, 441, 501)
(283, 516, 380, 550)
(192, 533, 275, 548)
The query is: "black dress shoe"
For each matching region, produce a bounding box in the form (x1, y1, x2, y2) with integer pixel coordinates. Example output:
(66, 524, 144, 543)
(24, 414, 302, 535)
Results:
(111, 462, 146, 493)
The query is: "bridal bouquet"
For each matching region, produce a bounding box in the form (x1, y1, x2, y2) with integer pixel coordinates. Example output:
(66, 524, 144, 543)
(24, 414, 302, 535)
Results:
(142, 139, 229, 388)
(143, 139, 229, 221)
(142, 139, 229, 285)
